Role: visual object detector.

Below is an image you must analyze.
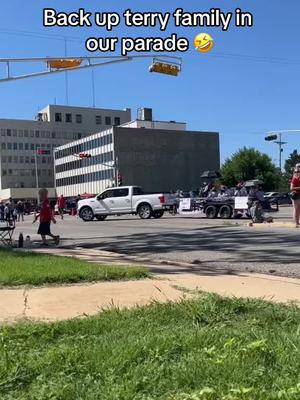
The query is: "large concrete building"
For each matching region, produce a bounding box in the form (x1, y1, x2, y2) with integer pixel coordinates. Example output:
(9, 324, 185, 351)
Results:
(0, 105, 131, 200)
(54, 113, 220, 197)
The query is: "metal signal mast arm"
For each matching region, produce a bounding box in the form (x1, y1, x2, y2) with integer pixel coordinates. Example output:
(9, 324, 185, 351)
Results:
(0, 54, 182, 82)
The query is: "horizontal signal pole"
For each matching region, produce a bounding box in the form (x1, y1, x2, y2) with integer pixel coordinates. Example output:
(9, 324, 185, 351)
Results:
(0, 54, 182, 83)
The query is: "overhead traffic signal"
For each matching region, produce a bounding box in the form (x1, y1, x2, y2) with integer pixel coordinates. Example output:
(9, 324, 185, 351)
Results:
(37, 149, 51, 155)
(149, 59, 181, 76)
(265, 134, 278, 141)
(79, 152, 92, 159)
(117, 173, 123, 186)
(47, 59, 82, 70)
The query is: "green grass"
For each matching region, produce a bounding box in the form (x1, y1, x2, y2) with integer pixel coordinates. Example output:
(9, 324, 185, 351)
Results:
(0, 295, 299, 399)
(0, 249, 148, 286)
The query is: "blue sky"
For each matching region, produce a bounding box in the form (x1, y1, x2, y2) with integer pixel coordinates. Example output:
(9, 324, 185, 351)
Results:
(0, 0, 299, 165)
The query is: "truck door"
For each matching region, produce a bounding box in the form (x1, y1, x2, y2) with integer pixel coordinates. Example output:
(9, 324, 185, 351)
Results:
(96, 188, 131, 214)
(110, 188, 131, 213)
(95, 189, 115, 214)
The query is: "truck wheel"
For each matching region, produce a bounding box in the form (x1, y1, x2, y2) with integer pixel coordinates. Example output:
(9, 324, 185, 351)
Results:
(96, 215, 107, 221)
(80, 207, 94, 222)
(205, 205, 218, 219)
(152, 210, 164, 219)
(219, 205, 233, 219)
(138, 204, 152, 219)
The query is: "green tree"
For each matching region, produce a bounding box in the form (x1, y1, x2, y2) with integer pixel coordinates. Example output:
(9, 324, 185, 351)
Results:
(284, 149, 300, 175)
(220, 147, 281, 190)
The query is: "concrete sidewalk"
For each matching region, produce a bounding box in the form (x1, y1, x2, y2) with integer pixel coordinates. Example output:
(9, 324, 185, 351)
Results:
(1, 270, 300, 323)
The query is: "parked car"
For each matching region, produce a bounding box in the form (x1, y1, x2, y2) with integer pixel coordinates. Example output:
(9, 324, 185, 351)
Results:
(264, 192, 280, 198)
(77, 186, 175, 221)
(266, 192, 292, 205)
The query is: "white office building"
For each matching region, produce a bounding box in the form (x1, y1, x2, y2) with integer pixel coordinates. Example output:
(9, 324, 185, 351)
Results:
(54, 109, 220, 197)
(0, 105, 131, 200)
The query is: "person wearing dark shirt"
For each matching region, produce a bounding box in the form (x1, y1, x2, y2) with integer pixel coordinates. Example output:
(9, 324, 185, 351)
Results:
(33, 188, 60, 246)
(16, 201, 24, 222)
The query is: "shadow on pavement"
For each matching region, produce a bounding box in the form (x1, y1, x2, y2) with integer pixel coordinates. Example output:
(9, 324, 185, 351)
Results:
(60, 226, 300, 267)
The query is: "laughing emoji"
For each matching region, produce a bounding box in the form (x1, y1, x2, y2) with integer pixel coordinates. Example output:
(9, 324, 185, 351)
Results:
(194, 33, 214, 53)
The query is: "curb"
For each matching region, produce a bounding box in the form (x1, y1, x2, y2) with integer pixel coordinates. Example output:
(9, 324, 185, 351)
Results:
(32, 246, 230, 271)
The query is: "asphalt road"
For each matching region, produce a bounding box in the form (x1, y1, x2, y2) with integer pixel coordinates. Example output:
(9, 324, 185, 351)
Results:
(13, 206, 300, 279)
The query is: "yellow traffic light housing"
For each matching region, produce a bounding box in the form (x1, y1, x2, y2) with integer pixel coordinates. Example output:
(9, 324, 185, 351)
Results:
(149, 58, 181, 76)
(47, 59, 82, 70)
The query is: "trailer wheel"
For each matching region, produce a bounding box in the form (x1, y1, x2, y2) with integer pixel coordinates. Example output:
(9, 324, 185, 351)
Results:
(205, 205, 218, 219)
(219, 205, 233, 219)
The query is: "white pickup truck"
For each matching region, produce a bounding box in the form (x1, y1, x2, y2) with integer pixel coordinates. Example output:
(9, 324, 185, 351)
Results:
(78, 186, 174, 221)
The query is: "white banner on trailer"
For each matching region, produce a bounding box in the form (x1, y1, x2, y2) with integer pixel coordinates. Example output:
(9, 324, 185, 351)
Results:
(179, 198, 191, 211)
(234, 196, 249, 210)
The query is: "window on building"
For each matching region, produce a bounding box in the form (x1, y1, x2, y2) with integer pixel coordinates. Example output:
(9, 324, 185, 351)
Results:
(55, 113, 62, 122)
(0, 129, 5, 136)
(52, 131, 56, 138)
(25, 156, 30, 163)
(65, 113, 72, 123)
(19, 143, 23, 150)
(13, 129, 17, 137)
(25, 143, 29, 151)
(76, 114, 82, 123)
(114, 117, 121, 126)
(18, 130, 23, 137)
(31, 157, 35, 164)
(20, 156, 24, 163)
(105, 116, 111, 125)
(31, 144, 35, 151)
(24, 130, 29, 137)
(7, 129, 11, 136)
(1, 143, 6, 150)
(30, 130, 34, 137)
(8, 156, 12, 163)
(96, 115, 102, 125)
(14, 156, 18, 163)
(78, 133, 82, 139)
(2, 169, 7, 176)
(2, 156, 6, 163)
(35, 130, 40, 137)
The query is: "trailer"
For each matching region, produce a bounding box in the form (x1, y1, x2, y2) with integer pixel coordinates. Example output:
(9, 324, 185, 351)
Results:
(201, 196, 278, 219)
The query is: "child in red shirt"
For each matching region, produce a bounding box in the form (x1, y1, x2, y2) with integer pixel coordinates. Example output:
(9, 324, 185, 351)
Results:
(34, 188, 60, 246)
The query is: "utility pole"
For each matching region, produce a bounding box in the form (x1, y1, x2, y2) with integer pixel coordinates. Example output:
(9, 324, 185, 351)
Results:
(274, 133, 287, 171)
(35, 149, 39, 204)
